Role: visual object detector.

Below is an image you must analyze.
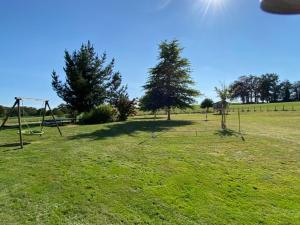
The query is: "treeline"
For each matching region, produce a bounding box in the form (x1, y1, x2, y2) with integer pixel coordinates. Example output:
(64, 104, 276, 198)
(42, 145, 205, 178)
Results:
(229, 74, 300, 104)
(0, 104, 71, 118)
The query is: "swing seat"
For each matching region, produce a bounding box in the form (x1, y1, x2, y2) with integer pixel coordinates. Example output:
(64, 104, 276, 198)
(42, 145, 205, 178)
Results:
(18, 130, 44, 135)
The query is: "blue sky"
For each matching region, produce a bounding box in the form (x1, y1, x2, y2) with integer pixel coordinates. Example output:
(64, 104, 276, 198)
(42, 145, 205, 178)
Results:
(1, 0, 300, 107)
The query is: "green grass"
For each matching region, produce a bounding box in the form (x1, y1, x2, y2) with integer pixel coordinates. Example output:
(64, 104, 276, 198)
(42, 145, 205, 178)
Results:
(0, 112, 300, 224)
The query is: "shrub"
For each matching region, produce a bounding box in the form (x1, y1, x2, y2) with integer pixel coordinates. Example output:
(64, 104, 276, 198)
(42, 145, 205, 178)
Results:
(115, 96, 136, 121)
(79, 105, 116, 124)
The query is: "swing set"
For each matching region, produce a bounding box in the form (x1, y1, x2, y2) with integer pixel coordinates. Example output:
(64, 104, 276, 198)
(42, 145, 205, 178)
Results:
(0, 97, 62, 149)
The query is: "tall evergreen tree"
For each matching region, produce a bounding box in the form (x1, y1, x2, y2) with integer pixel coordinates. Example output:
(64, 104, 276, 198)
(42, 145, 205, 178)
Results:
(142, 40, 200, 120)
(51, 41, 121, 115)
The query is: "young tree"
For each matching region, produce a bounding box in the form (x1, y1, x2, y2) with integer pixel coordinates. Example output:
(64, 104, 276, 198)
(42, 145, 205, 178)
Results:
(114, 95, 136, 121)
(215, 84, 230, 130)
(143, 40, 200, 120)
(51, 41, 120, 116)
(200, 98, 214, 121)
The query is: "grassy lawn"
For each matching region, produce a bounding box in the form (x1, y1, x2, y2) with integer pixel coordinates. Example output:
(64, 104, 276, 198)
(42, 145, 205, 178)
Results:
(0, 112, 299, 224)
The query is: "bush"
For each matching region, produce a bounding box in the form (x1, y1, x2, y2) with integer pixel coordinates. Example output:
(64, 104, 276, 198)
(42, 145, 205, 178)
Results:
(79, 105, 116, 125)
(115, 96, 136, 121)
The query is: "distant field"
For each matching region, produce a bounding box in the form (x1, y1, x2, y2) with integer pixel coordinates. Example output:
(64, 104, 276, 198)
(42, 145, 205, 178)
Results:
(0, 111, 299, 224)
(137, 101, 300, 115)
(229, 101, 300, 111)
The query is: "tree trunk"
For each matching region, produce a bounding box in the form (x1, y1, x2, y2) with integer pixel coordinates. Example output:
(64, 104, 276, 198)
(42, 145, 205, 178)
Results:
(167, 107, 171, 121)
(72, 112, 77, 124)
(221, 106, 226, 130)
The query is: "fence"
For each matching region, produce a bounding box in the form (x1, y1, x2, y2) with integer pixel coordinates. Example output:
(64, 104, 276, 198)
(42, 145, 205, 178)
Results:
(228, 105, 298, 113)
(136, 103, 300, 116)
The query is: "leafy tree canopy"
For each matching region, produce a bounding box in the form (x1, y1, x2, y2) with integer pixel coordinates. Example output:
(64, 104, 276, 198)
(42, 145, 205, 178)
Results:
(200, 98, 214, 109)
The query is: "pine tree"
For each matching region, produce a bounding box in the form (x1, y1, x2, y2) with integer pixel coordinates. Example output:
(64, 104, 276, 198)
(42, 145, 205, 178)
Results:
(142, 40, 200, 120)
(51, 41, 121, 116)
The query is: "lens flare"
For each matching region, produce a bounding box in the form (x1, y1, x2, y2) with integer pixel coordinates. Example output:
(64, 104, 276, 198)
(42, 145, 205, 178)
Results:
(194, 0, 228, 17)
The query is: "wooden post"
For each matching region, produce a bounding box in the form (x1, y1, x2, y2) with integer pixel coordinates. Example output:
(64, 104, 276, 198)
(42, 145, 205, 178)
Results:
(167, 107, 171, 121)
(40, 101, 48, 134)
(238, 108, 241, 133)
(46, 101, 62, 136)
(17, 98, 23, 149)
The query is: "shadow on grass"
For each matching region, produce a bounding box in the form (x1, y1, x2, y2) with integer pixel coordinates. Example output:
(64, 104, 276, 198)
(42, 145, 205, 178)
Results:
(1, 142, 31, 151)
(131, 116, 166, 121)
(0, 126, 19, 130)
(215, 129, 245, 141)
(69, 120, 194, 141)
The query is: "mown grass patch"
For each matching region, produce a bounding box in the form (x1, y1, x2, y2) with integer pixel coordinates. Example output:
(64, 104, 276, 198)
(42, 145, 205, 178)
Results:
(0, 112, 299, 224)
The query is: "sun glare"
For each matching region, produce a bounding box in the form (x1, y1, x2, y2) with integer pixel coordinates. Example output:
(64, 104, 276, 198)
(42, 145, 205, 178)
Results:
(195, 0, 228, 17)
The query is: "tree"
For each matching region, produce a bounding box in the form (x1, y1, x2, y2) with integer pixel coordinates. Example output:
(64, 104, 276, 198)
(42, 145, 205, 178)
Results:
(0, 105, 6, 117)
(292, 81, 300, 101)
(200, 98, 214, 110)
(139, 93, 160, 117)
(279, 80, 292, 102)
(106, 73, 136, 121)
(230, 79, 248, 103)
(200, 98, 214, 121)
(107, 73, 128, 105)
(143, 40, 200, 120)
(215, 84, 230, 130)
(114, 95, 136, 121)
(56, 104, 72, 115)
(258, 74, 279, 103)
(229, 75, 261, 104)
(230, 74, 296, 103)
(51, 41, 121, 116)
(252, 76, 261, 103)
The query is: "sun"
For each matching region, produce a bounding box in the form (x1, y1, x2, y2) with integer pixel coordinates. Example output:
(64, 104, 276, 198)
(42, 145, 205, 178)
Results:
(194, 0, 228, 17)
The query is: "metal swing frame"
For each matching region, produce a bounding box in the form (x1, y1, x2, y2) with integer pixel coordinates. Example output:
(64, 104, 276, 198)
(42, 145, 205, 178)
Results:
(0, 97, 62, 149)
